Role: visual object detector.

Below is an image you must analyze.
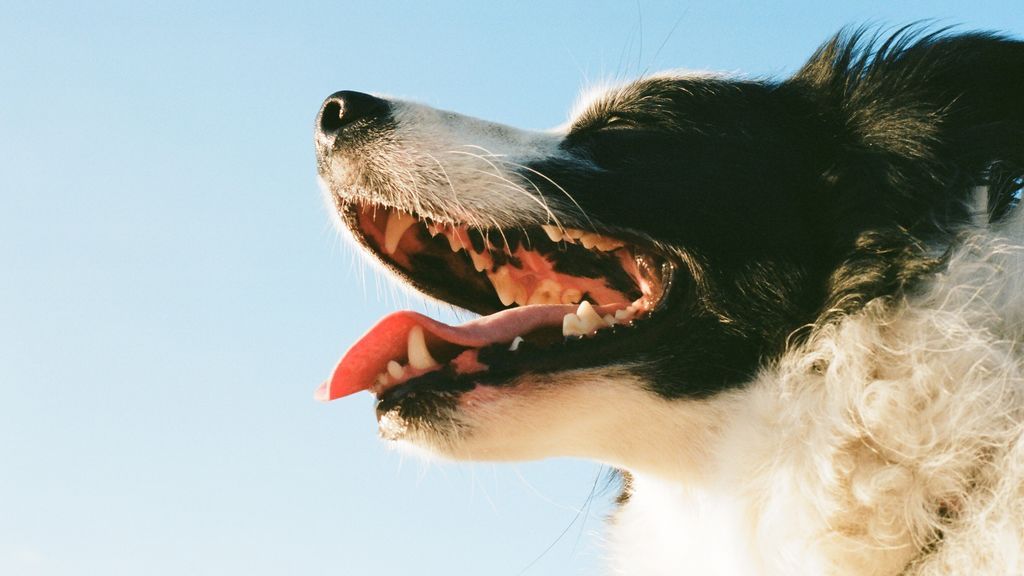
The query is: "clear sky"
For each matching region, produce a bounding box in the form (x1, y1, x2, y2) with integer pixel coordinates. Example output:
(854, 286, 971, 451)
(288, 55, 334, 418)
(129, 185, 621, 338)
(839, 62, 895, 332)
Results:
(3, 1, 1022, 575)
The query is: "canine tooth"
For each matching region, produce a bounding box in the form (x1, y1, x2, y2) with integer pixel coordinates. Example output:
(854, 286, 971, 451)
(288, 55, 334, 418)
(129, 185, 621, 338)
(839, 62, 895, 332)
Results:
(386, 360, 405, 380)
(407, 326, 438, 370)
(509, 336, 524, 351)
(469, 250, 493, 272)
(527, 279, 562, 305)
(560, 289, 582, 305)
(384, 211, 417, 254)
(541, 224, 563, 242)
(562, 313, 587, 337)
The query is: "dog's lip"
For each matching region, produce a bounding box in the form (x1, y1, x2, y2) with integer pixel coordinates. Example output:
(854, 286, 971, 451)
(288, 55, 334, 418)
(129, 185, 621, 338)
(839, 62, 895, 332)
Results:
(315, 302, 627, 401)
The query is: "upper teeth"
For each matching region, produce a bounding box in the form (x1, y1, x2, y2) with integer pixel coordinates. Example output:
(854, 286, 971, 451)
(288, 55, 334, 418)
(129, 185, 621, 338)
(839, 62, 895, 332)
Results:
(384, 211, 418, 254)
(487, 267, 527, 306)
(541, 224, 623, 252)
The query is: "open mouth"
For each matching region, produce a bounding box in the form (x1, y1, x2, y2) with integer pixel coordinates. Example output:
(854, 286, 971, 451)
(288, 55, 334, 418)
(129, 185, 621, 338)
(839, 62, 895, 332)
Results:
(316, 203, 677, 404)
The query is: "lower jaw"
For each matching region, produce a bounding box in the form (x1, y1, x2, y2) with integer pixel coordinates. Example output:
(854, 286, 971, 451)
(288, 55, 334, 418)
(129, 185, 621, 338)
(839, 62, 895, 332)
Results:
(375, 276, 682, 428)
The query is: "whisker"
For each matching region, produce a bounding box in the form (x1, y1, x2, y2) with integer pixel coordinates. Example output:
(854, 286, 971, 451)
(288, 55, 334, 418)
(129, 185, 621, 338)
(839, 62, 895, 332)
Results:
(491, 157, 597, 232)
(445, 149, 566, 231)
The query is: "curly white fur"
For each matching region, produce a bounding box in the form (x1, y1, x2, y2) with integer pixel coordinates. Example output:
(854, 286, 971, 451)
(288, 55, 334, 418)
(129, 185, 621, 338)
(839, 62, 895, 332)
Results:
(608, 208, 1024, 575)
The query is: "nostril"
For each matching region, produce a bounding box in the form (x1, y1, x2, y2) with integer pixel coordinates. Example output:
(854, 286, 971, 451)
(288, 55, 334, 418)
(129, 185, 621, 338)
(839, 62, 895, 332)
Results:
(317, 91, 390, 135)
(319, 100, 344, 133)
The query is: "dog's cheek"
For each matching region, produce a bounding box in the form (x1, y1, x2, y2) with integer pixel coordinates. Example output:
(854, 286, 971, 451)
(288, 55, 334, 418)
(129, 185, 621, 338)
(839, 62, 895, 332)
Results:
(441, 368, 663, 462)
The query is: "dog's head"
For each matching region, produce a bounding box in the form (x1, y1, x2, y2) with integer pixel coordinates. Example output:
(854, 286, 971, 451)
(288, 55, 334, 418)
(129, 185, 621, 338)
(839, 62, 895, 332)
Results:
(314, 29, 1023, 468)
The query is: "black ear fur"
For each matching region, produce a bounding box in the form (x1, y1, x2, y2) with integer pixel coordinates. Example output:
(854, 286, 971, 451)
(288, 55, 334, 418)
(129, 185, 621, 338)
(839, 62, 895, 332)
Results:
(788, 27, 1024, 314)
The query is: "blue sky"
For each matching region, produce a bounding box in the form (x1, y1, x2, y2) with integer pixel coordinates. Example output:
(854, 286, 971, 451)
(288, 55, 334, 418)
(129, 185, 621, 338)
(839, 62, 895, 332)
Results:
(3, 2, 1022, 575)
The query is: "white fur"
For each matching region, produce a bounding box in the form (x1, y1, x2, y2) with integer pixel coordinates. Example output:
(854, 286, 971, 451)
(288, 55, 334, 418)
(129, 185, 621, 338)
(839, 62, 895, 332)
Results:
(319, 89, 1024, 575)
(318, 99, 585, 230)
(606, 210, 1024, 575)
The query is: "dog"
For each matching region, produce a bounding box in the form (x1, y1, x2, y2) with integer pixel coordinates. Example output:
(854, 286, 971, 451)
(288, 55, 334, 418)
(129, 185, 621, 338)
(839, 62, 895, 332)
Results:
(314, 27, 1024, 575)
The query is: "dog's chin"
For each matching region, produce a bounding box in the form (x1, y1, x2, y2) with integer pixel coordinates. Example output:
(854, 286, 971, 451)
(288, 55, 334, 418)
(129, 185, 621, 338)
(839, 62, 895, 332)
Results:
(374, 369, 610, 461)
(373, 366, 725, 475)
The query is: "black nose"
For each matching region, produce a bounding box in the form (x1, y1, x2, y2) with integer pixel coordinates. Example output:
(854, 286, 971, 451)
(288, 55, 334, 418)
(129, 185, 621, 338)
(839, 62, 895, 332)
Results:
(318, 91, 390, 134)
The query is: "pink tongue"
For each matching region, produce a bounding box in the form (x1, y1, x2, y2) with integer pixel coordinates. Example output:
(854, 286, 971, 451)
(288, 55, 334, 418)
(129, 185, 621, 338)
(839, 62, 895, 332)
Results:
(316, 305, 584, 401)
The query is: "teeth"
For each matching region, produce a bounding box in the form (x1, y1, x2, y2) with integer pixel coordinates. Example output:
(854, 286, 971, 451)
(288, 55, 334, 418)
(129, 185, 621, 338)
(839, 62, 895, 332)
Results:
(469, 250, 493, 272)
(509, 336, 524, 351)
(562, 301, 613, 337)
(512, 284, 530, 306)
(375, 373, 389, 389)
(578, 233, 625, 251)
(614, 307, 635, 321)
(488, 267, 526, 307)
(562, 313, 587, 337)
(576, 301, 609, 331)
(578, 233, 599, 249)
(541, 225, 563, 242)
(387, 360, 405, 380)
(488, 268, 515, 306)
(560, 289, 582, 305)
(527, 279, 562, 305)
(384, 211, 418, 254)
(406, 326, 438, 370)
(595, 237, 625, 251)
(444, 229, 463, 252)
(564, 228, 585, 240)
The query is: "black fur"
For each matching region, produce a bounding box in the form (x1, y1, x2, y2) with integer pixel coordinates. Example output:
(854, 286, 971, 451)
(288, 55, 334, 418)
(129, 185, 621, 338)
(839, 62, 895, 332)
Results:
(513, 27, 1024, 399)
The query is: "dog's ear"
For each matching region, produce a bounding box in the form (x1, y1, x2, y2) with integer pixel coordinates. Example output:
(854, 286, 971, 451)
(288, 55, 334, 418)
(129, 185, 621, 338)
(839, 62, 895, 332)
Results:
(791, 28, 1024, 237)
(785, 28, 1024, 314)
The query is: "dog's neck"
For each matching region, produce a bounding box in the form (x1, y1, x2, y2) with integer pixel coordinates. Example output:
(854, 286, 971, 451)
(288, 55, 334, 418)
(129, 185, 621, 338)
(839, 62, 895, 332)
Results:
(600, 217, 1024, 575)
(606, 382, 926, 576)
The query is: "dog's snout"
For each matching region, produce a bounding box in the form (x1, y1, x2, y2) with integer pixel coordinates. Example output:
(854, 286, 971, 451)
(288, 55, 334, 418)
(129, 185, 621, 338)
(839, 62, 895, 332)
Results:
(318, 91, 390, 135)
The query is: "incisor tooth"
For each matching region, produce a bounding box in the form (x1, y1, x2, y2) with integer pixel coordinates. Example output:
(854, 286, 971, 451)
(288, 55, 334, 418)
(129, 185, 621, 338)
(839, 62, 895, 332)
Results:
(384, 211, 417, 254)
(387, 360, 405, 380)
(407, 326, 438, 370)
(375, 373, 389, 388)
(541, 224, 563, 242)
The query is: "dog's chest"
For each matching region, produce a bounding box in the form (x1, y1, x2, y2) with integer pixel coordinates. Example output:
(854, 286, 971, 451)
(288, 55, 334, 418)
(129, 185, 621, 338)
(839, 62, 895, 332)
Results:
(607, 475, 763, 576)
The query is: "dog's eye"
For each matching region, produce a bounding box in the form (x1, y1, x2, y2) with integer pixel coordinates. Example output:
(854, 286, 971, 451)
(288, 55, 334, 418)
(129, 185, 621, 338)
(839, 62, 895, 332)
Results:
(603, 115, 635, 129)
